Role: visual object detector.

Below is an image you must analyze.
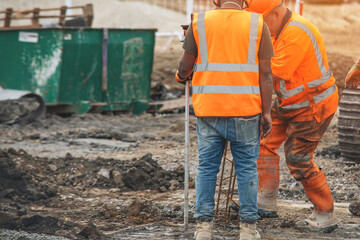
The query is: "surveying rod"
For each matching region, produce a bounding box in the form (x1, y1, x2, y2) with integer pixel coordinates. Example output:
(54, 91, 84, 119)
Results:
(180, 23, 190, 230)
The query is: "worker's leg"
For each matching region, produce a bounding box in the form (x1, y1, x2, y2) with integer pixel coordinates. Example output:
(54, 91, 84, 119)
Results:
(284, 114, 337, 230)
(195, 117, 226, 222)
(228, 115, 261, 223)
(257, 110, 288, 215)
(228, 115, 261, 239)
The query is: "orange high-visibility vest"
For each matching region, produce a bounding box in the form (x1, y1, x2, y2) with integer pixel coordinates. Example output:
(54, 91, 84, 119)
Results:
(191, 10, 264, 117)
(272, 12, 338, 122)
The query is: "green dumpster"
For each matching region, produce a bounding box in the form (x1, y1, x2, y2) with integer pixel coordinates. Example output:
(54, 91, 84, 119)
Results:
(0, 28, 156, 114)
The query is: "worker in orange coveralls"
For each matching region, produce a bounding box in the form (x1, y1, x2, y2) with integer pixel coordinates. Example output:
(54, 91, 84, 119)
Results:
(247, 0, 339, 232)
(345, 57, 360, 89)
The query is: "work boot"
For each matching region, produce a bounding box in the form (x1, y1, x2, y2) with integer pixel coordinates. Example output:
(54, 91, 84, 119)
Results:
(194, 221, 213, 240)
(295, 169, 338, 232)
(301, 169, 334, 213)
(239, 223, 261, 240)
(258, 208, 278, 218)
(257, 155, 280, 217)
(295, 209, 338, 233)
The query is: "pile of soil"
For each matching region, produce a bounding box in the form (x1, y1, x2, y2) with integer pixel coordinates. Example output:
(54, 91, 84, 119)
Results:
(0, 150, 56, 204)
(0, 147, 189, 239)
(0, 148, 186, 195)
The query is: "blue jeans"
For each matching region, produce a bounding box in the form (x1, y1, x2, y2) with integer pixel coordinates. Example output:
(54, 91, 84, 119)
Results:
(195, 116, 260, 223)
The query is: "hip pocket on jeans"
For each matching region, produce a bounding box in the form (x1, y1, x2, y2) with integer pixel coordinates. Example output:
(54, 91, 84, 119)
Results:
(234, 115, 260, 143)
(197, 117, 218, 138)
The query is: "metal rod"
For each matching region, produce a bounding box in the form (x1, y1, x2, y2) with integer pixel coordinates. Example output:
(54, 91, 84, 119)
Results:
(186, 0, 194, 24)
(225, 152, 235, 219)
(102, 28, 109, 92)
(184, 79, 190, 230)
(215, 141, 228, 215)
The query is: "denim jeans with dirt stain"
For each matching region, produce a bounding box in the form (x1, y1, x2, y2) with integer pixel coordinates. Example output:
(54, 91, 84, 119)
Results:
(195, 116, 260, 224)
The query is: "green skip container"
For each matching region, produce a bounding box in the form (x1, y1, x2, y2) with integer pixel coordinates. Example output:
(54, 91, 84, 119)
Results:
(0, 28, 156, 114)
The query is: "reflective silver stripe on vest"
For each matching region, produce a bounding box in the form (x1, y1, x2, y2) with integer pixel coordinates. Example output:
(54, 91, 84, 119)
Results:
(194, 63, 259, 72)
(307, 71, 331, 88)
(193, 85, 260, 95)
(275, 79, 305, 99)
(194, 12, 260, 73)
(279, 99, 309, 110)
(197, 12, 208, 65)
(277, 20, 334, 110)
(248, 13, 259, 65)
(313, 84, 336, 103)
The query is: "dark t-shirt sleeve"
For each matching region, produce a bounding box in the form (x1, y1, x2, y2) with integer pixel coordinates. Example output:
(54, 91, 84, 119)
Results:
(182, 24, 198, 55)
(182, 21, 274, 59)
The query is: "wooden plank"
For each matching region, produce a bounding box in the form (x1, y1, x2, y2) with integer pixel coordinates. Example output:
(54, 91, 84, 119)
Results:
(59, 6, 67, 24)
(4, 8, 12, 28)
(2, 14, 85, 20)
(0, 4, 93, 29)
(31, 8, 40, 26)
(83, 4, 93, 27)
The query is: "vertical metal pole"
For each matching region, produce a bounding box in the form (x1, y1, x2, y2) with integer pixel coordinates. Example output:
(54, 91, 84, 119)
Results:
(66, 0, 72, 16)
(102, 29, 108, 92)
(184, 80, 190, 230)
(186, 0, 194, 24)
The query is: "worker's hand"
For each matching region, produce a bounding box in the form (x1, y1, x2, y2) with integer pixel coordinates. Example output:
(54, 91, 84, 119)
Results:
(260, 113, 272, 139)
(175, 70, 193, 85)
(345, 64, 360, 89)
(175, 70, 187, 84)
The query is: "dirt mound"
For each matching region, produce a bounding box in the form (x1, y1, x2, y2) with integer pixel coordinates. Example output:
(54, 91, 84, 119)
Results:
(0, 148, 189, 239)
(316, 144, 341, 159)
(1, 149, 186, 193)
(0, 150, 56, 203)
(349, 201, 360, 216)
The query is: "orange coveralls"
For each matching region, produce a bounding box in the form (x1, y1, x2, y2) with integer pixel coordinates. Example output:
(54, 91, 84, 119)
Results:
(257, 11, 338, 214)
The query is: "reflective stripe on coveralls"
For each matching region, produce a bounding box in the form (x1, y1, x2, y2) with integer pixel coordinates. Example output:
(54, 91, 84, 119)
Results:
(193, 12, 260, 96)
(274, 21, 336, 110)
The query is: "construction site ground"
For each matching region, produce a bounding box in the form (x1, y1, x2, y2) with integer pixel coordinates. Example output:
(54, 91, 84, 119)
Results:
(1, 2, 360, 240)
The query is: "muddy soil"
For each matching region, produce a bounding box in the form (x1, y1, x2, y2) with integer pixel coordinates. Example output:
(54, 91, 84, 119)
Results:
(0, 111, 359, 239)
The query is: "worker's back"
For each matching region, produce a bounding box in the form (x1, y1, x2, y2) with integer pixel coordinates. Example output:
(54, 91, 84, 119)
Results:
(191, 9, 264, 117)
(272, 12, 338, 122)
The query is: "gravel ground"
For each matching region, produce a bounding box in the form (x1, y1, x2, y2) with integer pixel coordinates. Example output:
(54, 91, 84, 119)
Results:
(0, 229, 69, 240)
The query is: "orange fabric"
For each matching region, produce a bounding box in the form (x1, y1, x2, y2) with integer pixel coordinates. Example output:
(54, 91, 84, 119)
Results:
(247, 0, 282, 17)
(260, 110, 334, 180)
(301, 169, 334, 213)
(271, 12, 338, 122)
(257, 155, 280, 211)
(191, 10, 263, 117)
(345, 64, 360, 89)
(258, 110, 335, 212)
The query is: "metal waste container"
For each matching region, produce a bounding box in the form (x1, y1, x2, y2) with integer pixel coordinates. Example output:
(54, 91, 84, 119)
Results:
(0, 28, 156, 114)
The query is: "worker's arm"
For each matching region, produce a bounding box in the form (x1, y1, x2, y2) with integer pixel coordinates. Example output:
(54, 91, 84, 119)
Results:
(176, 50, 196, 82)
(259, 59, 273, 138)
(345, 57, 360, 89)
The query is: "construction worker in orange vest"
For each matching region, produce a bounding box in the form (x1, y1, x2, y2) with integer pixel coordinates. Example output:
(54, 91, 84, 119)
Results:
(247, 0, 339, 232)
(345, 57, 360, 89)
(176, 0, 274, 239)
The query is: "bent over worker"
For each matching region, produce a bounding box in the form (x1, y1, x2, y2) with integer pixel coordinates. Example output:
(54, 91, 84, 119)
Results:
(248, 0, 339, 232)
(176, 0, 273, 239)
